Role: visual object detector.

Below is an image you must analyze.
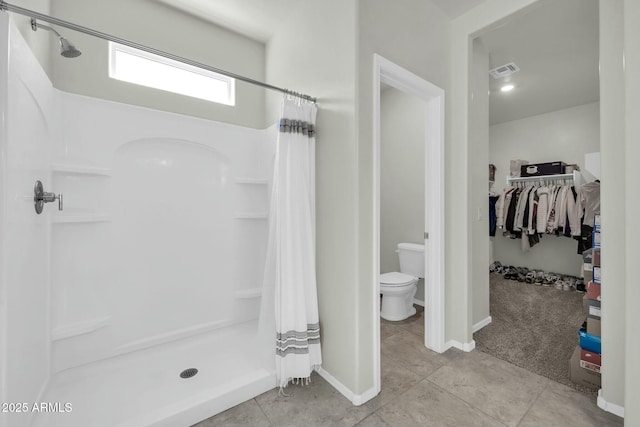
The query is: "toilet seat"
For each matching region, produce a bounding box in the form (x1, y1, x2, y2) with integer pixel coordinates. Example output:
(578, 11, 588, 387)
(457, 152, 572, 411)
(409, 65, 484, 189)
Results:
(380, 272, 416, 287)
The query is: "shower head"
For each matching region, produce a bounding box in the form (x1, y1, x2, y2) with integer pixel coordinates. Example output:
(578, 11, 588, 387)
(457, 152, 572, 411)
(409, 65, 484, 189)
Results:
(31, 18, 81, 58)
(59, 37, 81, 58)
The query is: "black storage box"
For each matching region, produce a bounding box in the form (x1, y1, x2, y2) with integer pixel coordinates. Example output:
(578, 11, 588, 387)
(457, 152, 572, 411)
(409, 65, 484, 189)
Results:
(520, 161, 566, 177)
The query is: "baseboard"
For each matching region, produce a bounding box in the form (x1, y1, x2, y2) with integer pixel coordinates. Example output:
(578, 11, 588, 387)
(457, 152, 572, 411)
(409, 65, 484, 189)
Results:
(597, 389, 625, 418)
(445, 339, 476, 352)
(472, 316, 492, 333)
(413, 298, 425, 307)
(317, 367, 378, 406)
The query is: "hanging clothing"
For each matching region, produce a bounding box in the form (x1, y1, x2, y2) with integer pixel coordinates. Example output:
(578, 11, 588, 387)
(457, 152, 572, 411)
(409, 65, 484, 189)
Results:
(489, 196, 499, 236)
(259, 97, 322, 389)
(496, 186, 515, 229)
(536, 186, 551, 233)
(495, 181, 581, 251)
(575, 181, 601, 229)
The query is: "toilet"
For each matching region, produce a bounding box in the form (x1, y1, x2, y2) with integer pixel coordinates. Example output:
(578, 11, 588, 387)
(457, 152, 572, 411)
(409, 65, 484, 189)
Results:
(380, 243, 425, 321)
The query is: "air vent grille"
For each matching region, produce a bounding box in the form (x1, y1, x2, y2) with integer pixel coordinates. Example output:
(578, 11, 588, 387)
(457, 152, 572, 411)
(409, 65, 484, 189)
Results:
(489, 62, 520, 79)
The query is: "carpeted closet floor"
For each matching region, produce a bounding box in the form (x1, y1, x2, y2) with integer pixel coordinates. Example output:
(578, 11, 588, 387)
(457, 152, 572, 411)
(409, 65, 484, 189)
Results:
(474, 273, 595, 395)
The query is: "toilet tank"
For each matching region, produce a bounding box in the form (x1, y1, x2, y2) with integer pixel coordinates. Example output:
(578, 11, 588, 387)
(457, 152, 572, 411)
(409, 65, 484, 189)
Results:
(397, 243, 425, 278)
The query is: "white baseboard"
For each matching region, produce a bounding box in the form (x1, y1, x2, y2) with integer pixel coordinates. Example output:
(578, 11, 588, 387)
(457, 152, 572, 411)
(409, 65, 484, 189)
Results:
(413, 298, 425, 307)
(472, 316, 492, 333)
(445, 339, 476, 352)
(597, 389, 625, 418)
(317, 367, 379, 406)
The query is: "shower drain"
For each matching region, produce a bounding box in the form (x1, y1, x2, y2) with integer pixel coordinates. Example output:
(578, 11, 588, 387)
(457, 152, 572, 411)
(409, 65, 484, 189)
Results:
(179, 368, 198, 379)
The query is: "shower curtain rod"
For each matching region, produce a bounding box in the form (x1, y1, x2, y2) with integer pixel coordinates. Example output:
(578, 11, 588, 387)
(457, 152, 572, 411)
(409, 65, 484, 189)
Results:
(0, 0, 317, 104)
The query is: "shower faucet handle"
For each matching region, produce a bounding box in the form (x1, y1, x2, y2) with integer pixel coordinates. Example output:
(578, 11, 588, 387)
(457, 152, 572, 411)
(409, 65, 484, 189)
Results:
(34, 180, 63, 214)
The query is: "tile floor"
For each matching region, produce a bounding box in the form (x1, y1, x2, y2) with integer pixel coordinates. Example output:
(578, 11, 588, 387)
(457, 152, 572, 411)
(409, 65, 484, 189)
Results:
(193, 306, 623, 427)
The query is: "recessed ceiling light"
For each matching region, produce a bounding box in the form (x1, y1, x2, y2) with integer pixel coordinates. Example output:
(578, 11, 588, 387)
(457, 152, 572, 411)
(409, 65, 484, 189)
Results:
(501, 84, 515, 92)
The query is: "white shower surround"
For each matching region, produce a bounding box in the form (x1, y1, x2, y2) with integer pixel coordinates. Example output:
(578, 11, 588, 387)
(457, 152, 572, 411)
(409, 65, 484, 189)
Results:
(0, 14, 276, 427)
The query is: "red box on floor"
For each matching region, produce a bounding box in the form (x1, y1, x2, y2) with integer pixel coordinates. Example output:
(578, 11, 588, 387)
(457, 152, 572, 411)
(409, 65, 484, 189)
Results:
(580, 359, 601, 373)
(587, 281, 601, 301)
(581, 349, 602, 366)
(570, 346, 601, 389)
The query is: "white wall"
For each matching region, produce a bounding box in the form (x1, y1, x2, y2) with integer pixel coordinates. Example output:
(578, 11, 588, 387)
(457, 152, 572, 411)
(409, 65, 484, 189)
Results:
(50, 92, 273, 372)
(380, 87, 426, 302)
(470, 38, 490, 327)
(489, 102, 600, 276)
(624, 0, 640, 423)
(7, 0, 52, 78)
(265, 0, 359, 394)
(0, 15, 54, 427)
(599, 0, 627, 416)
(48, 0, 266, 128)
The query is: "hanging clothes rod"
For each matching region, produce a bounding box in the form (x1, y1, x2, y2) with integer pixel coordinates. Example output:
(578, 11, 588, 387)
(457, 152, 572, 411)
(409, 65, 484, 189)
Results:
(0, 0, 317, 104)
(506, 170, 584, 190)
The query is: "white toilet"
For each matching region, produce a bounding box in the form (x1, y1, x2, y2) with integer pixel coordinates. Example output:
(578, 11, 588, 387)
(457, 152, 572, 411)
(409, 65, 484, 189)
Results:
(380, 243, 425, 321)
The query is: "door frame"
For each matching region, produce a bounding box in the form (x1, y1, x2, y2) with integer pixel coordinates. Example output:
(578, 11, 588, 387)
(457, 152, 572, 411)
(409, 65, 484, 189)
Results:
(372, 54, 446, 393)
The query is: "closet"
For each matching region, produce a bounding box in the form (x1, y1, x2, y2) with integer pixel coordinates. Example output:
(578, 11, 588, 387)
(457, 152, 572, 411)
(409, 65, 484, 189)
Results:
(476, 0, 601, 393)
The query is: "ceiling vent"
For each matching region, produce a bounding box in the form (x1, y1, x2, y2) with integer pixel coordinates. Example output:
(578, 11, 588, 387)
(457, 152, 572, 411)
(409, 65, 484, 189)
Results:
(489, 62, 520, 79)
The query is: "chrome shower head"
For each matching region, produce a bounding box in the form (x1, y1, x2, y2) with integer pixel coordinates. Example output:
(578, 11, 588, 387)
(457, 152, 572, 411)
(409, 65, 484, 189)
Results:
(31, 18, 81, 58)
(59, 37, 81, 58)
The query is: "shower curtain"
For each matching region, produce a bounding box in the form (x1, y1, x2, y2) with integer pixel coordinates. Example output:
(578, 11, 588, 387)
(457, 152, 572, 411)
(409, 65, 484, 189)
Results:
(260, 96, 322, 389)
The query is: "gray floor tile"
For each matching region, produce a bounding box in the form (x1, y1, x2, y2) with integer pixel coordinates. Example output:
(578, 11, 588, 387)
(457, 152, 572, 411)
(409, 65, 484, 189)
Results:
(381, 330, 449, 378)
(355, 413, 392, 427)
(336, 404, 377, 427)
(518, 387, 623, 427)
(380, 305, 423, 341)
(192, 399, 271, 427)
(427, 350, 547, 427)
(255, 372, 355, 427)
(365, 359, 423, 411)
(376, 379, 507, 427)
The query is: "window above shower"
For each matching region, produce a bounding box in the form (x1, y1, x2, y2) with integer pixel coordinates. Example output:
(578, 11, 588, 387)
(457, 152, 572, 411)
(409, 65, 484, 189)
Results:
(108, 42, 236, 106)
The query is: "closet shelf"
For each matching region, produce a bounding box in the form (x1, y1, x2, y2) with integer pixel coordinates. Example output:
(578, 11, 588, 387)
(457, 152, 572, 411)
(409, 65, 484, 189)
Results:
(52, 163, 111, 176)
(52, 316, 111, 341)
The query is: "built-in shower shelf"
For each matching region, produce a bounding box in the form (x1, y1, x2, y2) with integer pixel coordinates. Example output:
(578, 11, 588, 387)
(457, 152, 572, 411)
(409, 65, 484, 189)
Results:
(234, 178, 269, 185)
(52, 213, 112, 223)
(52, 316, 111, 341)
(234, 288, 262, 299)
(52, 162, 112, 176)
(234, 212, 268, 219)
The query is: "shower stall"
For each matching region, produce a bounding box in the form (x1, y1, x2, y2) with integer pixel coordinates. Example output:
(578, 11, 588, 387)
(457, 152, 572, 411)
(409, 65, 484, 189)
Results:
(0, 13, 278, 427)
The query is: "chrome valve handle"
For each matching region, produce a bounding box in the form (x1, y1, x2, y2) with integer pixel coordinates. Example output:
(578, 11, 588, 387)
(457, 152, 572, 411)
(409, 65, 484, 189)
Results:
(34, 180, 63, 214)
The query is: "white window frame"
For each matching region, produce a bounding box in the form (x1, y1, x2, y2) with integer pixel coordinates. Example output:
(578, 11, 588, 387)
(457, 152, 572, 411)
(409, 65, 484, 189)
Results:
(108, 42, 235, 106)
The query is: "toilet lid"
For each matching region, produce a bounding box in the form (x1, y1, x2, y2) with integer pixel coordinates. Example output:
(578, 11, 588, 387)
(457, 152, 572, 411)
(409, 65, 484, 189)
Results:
(380, 272, 415, 286)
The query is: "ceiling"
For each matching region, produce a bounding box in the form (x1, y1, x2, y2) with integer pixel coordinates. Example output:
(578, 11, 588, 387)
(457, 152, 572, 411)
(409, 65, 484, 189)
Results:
(430, 0, 487, 18)
(480, 0, 599, 125)
(158, 0, 599, 126)
(158, 0, 488, 42)
(155, 0, 298, 42)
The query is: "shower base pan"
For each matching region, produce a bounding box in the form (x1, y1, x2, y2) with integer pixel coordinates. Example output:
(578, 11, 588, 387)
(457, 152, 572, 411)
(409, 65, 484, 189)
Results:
(32, 320, 275, 427)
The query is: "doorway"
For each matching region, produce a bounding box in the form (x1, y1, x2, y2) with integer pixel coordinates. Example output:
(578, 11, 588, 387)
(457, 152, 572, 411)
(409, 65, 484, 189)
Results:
(372, 54, 445, 395)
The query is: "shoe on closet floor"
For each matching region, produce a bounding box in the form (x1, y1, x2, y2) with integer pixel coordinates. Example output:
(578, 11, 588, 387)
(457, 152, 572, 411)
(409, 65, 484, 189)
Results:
(489, 261, 502, 274)
(525, 271, 536, 284)
(517, 267, 529, 282)
(534, 270, 544, 285)
(502, 266, 514, 280)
